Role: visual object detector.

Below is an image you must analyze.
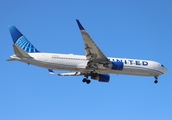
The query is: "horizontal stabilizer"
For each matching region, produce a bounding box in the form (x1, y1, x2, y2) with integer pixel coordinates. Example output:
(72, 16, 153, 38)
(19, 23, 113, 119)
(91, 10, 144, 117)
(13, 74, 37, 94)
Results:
(13, 44, 32, 58)
(58, 72, 83, 76)
(6, 58, 17, 61)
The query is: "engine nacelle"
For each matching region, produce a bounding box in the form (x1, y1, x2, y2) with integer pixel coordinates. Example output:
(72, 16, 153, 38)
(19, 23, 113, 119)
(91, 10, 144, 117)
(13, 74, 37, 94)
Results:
(91, 74, 110, 82)
(104, 62, 123, 70)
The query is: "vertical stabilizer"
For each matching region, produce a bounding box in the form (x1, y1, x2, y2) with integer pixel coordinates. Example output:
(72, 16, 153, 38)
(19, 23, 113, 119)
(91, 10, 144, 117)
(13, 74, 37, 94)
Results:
(8, 26, 39, 53)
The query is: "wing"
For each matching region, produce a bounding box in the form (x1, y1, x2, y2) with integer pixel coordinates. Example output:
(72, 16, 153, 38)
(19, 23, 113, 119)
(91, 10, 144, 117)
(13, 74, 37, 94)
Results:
(76, 19, 109, 63)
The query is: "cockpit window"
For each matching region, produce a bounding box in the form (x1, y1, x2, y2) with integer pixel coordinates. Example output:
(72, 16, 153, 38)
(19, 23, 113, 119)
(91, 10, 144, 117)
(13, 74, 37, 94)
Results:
(161, 64, 164, 67)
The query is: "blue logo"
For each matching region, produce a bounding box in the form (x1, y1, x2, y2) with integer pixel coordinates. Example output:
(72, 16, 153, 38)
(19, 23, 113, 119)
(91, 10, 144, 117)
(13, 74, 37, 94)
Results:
(15, 36, 39, 53)
(110, 59, 148, 66)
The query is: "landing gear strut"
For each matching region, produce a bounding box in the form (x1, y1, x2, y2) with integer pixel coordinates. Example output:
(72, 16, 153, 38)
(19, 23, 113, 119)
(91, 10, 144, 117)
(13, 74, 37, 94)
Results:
(82, 78, 91, 84)
(154, 76, 158, 84)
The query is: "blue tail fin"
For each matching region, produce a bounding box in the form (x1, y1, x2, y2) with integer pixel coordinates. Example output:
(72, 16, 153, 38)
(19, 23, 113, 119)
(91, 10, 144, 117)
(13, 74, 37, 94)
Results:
(8, 26, 39, 53)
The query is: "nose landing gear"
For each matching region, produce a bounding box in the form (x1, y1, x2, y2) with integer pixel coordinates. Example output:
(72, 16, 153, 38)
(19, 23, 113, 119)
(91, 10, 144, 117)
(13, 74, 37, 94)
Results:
(154, 76, 158, 84)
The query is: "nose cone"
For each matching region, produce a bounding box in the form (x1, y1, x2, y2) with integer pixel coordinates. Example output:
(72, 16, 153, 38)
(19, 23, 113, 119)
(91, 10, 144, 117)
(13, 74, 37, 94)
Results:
(163, 67, 168, 74)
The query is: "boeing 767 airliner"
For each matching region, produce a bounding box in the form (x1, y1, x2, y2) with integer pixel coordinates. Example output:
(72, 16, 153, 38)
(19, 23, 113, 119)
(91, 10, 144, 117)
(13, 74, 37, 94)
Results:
(7, 20, 168, 84)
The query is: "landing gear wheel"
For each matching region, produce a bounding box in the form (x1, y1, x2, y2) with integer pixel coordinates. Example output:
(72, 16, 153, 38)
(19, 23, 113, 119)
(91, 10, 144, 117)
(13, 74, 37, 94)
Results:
(154, 76, 158, 84)
(154, 80, 158, 84)
(82, 78, 91, 84)
(86, 80, 91, 84)
(82, 78, 87, 83)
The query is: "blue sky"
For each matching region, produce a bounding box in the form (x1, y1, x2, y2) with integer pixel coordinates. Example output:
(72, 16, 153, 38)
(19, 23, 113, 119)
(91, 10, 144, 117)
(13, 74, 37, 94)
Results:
(0, 0, 172, 120)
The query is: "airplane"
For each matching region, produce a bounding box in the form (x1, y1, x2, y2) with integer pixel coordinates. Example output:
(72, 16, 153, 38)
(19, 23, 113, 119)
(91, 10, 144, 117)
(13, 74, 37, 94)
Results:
(7, 19, 168, 84)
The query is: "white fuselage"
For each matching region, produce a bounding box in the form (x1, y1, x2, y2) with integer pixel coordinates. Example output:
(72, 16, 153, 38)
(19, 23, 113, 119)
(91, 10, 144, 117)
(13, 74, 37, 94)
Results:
(10, 53, 168, 77)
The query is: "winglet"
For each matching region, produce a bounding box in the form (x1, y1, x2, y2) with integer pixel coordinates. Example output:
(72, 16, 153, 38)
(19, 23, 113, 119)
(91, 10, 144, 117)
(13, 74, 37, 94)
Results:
(76, 19, 85, 30)
(48, 69, 54, 74)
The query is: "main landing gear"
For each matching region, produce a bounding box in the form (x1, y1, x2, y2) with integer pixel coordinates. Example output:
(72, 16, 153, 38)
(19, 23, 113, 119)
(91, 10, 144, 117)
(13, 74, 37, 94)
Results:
(154, 76, 158, 84)
(82, 78, 91, 84)
(82, 71, 95, 84)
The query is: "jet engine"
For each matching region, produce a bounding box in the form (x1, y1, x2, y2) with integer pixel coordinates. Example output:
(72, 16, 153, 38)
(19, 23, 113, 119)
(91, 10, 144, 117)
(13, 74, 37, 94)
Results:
(104, 62, 123, 70)
(91, 74, 110, 82)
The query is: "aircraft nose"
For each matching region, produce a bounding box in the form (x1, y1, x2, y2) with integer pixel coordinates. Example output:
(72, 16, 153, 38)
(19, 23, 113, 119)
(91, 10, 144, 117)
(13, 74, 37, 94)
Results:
(163, 67, 168, 74)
